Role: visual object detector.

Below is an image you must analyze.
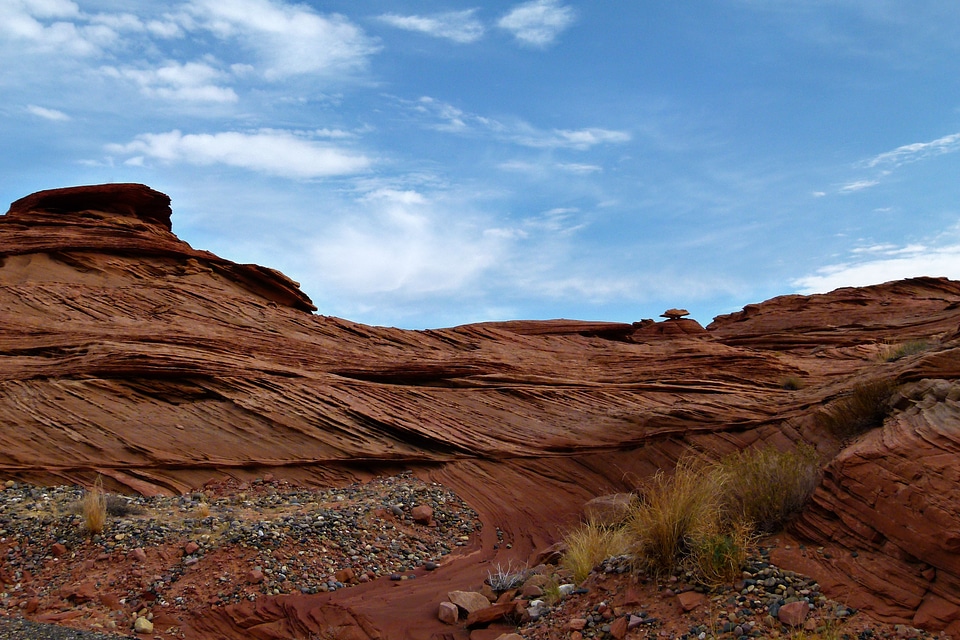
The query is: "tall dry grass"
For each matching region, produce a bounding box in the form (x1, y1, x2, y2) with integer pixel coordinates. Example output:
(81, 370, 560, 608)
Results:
(626, 457, 725, 575)
(562, 521, 631, 583)
(82, 475, 107, 534)
(561, 444, 823, 584)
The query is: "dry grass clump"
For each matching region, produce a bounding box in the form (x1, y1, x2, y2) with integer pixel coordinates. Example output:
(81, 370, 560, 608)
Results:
(627, 458, 724, 576)
(561, 521, 631, 583)
(82, 475, 107, 534)
(719, 443, 821, 533)
(562, 445, 823, 584)
(815, 379, 899, 439)
(880, 339, 931, 362)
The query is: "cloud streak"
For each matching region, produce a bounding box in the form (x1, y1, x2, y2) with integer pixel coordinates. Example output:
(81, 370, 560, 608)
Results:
(107, 129, 371, 179)
(27, 104, 71, 121)
(865, 131, 960, 168)
(378, 10, 484, 43)
(411, 96, 630, 149)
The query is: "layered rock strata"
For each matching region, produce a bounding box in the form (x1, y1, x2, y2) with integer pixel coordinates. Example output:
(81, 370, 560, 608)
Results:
(2, 184, 960, 638)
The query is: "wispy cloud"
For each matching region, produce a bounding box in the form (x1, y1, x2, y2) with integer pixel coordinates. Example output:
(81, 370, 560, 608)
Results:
(513, 126, 631, 150)
(839, 179, 879, 192)
(498, 0, 576, 48)
(378, 10, 484, 44)
(793, 241, 960, 294)
(410, 96, 629, 149)
(865, 131, 960, 168)
(101, 61, 238, 102)
(106, 129, 371, 178)
(26, 104, 71, 121)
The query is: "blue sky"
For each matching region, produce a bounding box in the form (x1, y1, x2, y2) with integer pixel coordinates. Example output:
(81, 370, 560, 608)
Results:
(3, 1, 960, 329)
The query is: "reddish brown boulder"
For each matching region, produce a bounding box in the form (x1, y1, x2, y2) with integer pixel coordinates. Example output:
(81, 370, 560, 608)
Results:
(676, 591, 707, 612)
(437, 601, 458, 624)
(411, 504, 434, 525)
(777, 601, 810, 627)
(465, 601, 519, 627)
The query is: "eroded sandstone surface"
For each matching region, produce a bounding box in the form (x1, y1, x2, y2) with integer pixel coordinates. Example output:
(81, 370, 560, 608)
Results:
(1, 184, 959, 638)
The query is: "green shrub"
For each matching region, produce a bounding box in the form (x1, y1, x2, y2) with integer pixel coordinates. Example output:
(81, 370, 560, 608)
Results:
(688, 522, 751, 585)
(815, 379, 899, 439)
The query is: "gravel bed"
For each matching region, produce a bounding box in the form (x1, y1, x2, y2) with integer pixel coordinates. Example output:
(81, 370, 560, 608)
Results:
(0, 472, 481, 636)
(0, 617, 134, 640)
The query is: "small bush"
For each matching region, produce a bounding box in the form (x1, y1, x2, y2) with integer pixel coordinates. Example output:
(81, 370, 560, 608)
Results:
(815, 379, 899, 439)
(561, 521, 631, 583)
(688, 522, 751, 585)
(781, 376, 804, 390)
(83, 476, 107, 534)
(881, 339, 931, 362)
(105, 494, 145, 517)
(486, 561, 527, 591)
(719, 443, 821, 533)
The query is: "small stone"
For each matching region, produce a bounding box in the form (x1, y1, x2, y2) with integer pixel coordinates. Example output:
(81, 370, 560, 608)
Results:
(565, 618, 588, 631)
(778, 600, 809, 627)
(246, 569, 264, 584)
(184, 541, 200, 555)
(129, 548, 147, 562)
(133, 617, 153, 634)
(677, 590, 707, 612)
(411, 505, 434, 525)
(51, 543, 67, 557)
(438, 601, 458, 624)
(424, 561, 438, 571)
(609, 616, 628, 639)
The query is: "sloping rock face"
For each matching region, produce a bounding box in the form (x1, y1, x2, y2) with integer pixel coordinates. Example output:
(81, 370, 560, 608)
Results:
(2, 184, 960, 638)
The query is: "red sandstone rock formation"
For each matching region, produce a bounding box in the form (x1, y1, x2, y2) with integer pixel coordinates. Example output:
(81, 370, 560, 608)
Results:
(1, 184, 960, 638)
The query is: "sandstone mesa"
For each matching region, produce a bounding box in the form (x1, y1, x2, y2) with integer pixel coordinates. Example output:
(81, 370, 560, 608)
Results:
(0, 184, 959, 639)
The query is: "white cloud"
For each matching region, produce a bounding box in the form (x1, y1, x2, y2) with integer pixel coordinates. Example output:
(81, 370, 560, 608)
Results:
(310, 189, 505, 295)
(106, 129, 371, 179)
(865, 132, 960, 168)
(101, 61, 238, 102)
(186, 0, 379, 79)
(0, 1, 97, 56)
(26, 104, 70, 121)
(378, 10, 484, 43)
(839, 179, 878, 192)
(793, 242, 960, 294)
(498, 0, 576, 47)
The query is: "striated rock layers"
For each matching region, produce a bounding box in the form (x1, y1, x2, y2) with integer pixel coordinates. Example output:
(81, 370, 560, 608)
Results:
(2, 184, 960, 638)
